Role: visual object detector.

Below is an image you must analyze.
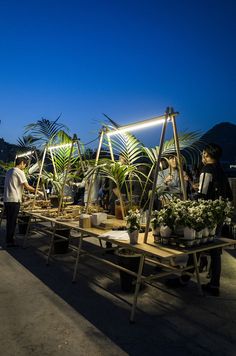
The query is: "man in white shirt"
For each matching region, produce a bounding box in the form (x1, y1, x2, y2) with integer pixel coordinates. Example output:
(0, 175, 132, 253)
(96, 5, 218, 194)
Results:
(3, 157, 41, 247)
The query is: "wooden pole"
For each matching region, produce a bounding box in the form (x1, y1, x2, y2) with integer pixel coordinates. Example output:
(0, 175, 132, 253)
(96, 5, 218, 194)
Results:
(32, 146, 47, 209)
(76, 138, 86, 173)
(143, 114, 169, 243)
(171, 115, 187, 200)
(85, 129, 104, 213)
(107, 134, 115, 162)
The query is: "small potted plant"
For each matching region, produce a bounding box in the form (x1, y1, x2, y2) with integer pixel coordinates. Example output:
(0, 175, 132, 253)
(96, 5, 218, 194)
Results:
(157, 205, 176, 238)
(125, 209, 141, 245)
(206, 199, 234, 239)
(182, 206, 196, 240)
(151, 210, 160, 242)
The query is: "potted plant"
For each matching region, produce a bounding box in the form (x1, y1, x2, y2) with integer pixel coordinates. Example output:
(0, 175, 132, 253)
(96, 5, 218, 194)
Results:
(157, 204, 176, 238)
(190, 201, 207, 238)
(151, 210, 161, 242)
(125, 209, 141, 244)
(204, 199, 234, 239)
(116, 247, 143, 293)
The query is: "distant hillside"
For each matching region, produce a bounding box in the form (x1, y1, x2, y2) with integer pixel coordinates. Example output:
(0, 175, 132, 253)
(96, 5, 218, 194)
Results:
(200, 122, 236, 164)
(0, 138, 19, 162)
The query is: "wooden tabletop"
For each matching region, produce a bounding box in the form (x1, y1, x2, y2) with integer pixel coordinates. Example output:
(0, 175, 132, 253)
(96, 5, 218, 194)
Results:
(26, 210, 236, 260)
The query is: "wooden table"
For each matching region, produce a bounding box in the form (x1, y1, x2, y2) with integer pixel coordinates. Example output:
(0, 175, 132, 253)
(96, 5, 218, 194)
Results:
(24, 210, 236, 322)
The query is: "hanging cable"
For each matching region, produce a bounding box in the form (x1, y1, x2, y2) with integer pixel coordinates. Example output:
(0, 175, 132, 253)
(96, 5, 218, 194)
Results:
(83, 136, 100, 146)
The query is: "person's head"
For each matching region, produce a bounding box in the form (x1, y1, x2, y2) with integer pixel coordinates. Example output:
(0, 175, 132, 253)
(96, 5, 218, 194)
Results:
(15, 157, 28, 170)
(201, 143, 222, 164)
(167, 154, 178, 170)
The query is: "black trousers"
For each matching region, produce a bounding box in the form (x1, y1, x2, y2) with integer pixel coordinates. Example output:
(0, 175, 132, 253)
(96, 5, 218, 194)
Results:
(4, 202, 20, 244)
(182, 225, 222, 288)
(182, 248, 222, 287)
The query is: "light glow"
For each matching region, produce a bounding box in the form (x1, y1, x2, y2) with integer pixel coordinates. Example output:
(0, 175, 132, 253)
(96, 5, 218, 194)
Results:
(106, 115, 172, 137)
(16, 150, 35, 158)
(48, 143, 73, 150)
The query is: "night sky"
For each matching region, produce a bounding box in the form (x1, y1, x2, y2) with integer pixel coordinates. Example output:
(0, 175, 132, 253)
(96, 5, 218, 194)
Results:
(0, 0, 235, 147)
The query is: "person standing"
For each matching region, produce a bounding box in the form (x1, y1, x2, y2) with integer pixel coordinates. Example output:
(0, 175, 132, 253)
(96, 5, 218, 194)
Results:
(166, 143, 233, 295)
(3, 157, 42, 247)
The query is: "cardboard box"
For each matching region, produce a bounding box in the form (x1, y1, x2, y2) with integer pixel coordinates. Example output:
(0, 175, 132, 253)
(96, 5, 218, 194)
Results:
(79, 214, 91, 228)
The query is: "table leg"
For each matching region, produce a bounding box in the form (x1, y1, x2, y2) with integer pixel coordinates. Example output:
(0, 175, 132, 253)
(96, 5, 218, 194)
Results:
(72, 233, 83, 282)
(193, 252, 203, 295)
(130, 254, 145, 323)
(46, 223, 56, 265)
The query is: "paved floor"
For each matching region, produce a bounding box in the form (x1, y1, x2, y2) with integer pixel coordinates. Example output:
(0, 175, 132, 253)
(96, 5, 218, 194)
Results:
(1, 222, 236, 356)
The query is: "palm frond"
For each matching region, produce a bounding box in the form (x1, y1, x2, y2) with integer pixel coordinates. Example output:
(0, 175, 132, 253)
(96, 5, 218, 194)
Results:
(143, 131, 202, 165)
(17, 135, 38, 147)
(24, 118, 69, 147)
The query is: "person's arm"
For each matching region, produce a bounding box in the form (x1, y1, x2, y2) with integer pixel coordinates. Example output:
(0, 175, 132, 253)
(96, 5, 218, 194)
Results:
(156, 170, 169, 195)
(23, 182, 44, 196)
(72, 180, 86, 188)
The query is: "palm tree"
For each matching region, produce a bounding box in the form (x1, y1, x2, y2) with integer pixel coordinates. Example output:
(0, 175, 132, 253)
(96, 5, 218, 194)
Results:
(24, 116, 69, 148)
(23, 117, 86, 204)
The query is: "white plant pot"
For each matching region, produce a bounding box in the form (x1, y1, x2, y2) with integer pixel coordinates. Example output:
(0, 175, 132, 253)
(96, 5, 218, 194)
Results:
(202, 227, 209, 237)
(183, 227, 196, 240)
(128, 230, 139, 245)
(209, 225, 217, 236)
(160, 225, 172, 238)
(152, 226, 161, 243)
(152, 226, 160, 236)
(175, 225, 184, 236)
(195, 230, 203, 238)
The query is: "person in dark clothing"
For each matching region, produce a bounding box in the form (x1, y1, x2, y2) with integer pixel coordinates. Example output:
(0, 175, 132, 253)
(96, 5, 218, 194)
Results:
(196, 144, 233, 201)
(166, 143, 233, 296)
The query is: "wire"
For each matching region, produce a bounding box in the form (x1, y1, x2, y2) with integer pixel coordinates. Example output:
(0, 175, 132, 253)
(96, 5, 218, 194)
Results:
(83, 136, 99, 146)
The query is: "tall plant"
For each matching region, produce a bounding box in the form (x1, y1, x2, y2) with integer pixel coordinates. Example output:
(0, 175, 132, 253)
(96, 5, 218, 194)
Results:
(105, 130, 147, 203)
(22, 117, 86, 198)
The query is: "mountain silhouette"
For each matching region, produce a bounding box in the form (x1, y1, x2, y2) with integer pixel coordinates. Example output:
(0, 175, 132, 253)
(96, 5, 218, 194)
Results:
(200, 122, 236, 164)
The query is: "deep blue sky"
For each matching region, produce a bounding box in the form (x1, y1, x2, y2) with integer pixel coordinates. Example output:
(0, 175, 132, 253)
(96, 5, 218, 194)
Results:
(0, 0, 235, 147)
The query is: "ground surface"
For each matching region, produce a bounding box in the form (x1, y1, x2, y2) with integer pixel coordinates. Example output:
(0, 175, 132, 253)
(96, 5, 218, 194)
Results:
(1, 222, 236, 356)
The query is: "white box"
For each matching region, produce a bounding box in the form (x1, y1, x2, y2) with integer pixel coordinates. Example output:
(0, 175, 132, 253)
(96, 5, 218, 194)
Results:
(91, 213, 107, 226)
